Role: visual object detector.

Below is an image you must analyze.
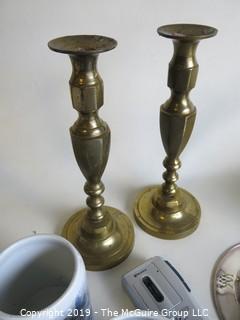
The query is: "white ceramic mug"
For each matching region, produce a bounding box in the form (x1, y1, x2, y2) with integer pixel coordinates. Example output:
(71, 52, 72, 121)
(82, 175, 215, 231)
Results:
(0, 234, 92, 320)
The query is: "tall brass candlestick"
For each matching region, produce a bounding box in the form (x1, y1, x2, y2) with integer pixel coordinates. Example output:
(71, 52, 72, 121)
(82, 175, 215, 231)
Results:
(48, 35, 134, 270)
(134, 24, 217, 239)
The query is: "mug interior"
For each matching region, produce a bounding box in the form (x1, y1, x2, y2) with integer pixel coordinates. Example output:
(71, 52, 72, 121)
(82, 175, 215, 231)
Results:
(0, 236, 75, 315)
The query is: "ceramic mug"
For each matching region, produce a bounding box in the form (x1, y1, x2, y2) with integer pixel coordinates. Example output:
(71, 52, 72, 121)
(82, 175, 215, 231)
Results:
(0, 234, 92, 320)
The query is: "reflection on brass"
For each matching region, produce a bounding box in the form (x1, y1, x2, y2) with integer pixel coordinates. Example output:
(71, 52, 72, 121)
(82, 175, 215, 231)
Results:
(134, 24, 217, 240)
(48, 35, 134, 270)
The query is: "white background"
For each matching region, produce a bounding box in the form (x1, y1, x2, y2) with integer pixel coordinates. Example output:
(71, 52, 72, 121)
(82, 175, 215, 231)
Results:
(1, 1, 240, 319)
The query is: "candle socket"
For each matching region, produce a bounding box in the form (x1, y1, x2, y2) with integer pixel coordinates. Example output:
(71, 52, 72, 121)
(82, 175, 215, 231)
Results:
(49, 35, 134, 270)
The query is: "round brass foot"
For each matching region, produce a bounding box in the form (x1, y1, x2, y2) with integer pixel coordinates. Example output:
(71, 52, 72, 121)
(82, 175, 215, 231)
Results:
(134, 186, 201, 240)
(62, 206, 134, 271)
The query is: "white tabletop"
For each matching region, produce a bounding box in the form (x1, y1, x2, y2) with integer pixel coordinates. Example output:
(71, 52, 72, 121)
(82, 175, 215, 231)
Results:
(1, 1, 240, 319)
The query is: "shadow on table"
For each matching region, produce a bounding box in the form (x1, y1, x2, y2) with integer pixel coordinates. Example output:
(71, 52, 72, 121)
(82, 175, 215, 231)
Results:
(92, 252, 146, 311)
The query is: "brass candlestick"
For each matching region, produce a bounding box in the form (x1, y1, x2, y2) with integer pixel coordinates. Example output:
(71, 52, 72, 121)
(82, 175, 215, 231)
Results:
(134, 24, 217, 240)
(48, 35, 134, 270)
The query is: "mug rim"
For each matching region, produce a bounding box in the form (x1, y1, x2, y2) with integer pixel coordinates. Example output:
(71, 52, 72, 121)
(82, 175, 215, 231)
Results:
(0, 234, 83, 319)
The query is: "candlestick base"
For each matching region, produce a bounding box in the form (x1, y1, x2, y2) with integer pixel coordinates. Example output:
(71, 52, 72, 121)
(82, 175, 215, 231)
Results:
(62, 206, 134, 270)
(134, 186, 200, 240)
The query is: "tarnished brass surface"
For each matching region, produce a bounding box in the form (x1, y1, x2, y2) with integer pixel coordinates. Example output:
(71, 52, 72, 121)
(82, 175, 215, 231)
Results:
(48, 35, 134, 270)
(135, 185, 200, 240)
(134, 24, 217, 240)
(62, 206, 134, 271)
